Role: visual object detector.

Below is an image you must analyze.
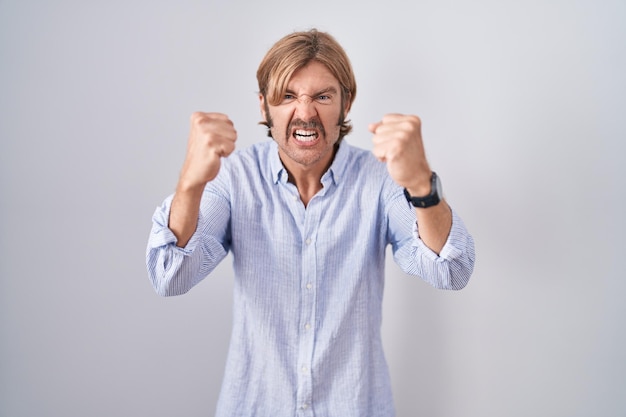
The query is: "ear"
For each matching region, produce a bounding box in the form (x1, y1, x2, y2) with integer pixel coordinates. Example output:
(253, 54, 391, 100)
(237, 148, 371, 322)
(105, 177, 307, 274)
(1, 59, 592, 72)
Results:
(343, 92, 352, 115)
(259, 94, 266, 119)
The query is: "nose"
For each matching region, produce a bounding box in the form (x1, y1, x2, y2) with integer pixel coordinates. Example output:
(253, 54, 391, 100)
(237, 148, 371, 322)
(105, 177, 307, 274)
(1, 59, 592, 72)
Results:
(293, 95, 318, 120)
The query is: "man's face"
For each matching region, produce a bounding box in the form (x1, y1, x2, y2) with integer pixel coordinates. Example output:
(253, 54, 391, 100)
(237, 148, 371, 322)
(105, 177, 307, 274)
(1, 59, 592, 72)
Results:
(260, 61, 348, 173)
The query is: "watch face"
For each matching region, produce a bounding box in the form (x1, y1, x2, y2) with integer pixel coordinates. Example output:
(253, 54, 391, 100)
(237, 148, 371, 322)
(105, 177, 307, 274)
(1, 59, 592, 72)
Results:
(434, 174, 442, 196)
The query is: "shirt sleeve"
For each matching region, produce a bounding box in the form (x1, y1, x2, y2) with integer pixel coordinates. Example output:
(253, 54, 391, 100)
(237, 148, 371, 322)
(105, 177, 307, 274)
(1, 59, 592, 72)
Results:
(388, 191, 476, 290)
(145, 188, 231, 297)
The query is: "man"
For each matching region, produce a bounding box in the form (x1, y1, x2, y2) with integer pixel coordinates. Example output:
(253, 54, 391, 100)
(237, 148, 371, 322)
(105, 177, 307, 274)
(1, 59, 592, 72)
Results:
(147, 29, 475, 417)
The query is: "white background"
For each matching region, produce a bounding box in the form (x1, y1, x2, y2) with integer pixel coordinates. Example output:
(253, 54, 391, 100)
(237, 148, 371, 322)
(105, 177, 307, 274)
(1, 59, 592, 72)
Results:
(1, 1, 625, 416)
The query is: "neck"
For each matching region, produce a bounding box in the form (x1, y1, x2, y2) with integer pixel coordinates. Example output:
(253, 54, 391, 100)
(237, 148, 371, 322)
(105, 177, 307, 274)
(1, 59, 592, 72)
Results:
(289, 173, 322, 207)
(279, 147, 338, 207)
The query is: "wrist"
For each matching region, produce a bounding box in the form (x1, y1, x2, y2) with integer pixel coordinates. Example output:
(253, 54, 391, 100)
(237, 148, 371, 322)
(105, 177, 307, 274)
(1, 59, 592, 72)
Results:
(176, 177, 207, 195)
(404, 171, 442, 208)
(405, 170, 433, 197)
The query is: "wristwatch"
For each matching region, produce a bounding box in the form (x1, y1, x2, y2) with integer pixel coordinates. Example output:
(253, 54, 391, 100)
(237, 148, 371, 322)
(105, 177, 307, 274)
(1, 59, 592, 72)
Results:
(404, 171, 442, 208)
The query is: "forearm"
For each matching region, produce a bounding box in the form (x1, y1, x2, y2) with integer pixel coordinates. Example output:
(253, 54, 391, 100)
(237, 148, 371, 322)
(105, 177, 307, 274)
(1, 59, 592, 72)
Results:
(414, 199, 452, 255)
(169, 183, 205, 247)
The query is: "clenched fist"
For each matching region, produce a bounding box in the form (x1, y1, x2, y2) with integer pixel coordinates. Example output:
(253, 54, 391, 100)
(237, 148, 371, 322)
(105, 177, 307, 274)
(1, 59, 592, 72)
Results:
(369, 114, 432, 196)
(169, 112, 237, 247)
(178, 112, 237, 191)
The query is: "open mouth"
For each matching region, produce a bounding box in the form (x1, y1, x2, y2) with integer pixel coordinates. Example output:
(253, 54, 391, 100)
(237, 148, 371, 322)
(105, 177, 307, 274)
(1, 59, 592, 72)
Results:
(293, 129, 319, 143)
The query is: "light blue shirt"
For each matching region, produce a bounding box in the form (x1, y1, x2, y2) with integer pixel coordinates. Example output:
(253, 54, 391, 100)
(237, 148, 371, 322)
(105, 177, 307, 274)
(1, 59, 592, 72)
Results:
(146, 140, 475, 417)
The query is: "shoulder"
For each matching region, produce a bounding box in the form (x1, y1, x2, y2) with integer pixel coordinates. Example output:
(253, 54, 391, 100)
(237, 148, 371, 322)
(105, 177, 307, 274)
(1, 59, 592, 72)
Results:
(209, 141, 275, 193)
(224, 141, 272, 166)
(337, 140, 393, 181)
(333, 140, 403, 203)
(218, 141, 274, 177)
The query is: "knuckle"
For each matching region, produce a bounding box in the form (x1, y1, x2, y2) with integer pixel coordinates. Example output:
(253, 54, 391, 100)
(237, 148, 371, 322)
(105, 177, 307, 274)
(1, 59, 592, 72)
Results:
(407, 115, 422, 130)
(408, 114, 421, 124)
(190, 111, 205, 123)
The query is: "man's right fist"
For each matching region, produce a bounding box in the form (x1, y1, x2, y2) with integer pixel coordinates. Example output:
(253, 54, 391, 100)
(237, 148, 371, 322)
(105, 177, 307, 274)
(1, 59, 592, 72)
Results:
(178, 112, 237, 190)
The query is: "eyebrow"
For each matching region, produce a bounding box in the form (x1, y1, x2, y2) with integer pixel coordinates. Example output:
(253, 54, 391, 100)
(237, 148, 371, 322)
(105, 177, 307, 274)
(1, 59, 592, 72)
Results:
(285, 86, 339, 96)
(315, 87, 338, 96)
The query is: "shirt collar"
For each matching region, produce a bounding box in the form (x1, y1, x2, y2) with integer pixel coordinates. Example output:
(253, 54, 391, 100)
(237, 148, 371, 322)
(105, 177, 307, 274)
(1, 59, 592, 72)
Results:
(269, 141, 285, 184)
(269, 140, 351, 186)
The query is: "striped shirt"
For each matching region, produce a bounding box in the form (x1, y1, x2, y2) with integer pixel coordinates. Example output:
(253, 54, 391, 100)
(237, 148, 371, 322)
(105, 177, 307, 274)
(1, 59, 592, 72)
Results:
(146, 139, 475, 417)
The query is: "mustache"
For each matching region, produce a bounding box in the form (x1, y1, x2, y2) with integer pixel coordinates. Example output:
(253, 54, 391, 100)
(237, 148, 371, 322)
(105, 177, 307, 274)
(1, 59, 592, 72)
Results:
(288, 118, 326, 134)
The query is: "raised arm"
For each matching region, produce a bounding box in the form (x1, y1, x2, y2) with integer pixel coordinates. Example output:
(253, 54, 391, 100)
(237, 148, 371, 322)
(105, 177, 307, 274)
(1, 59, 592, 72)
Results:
(145, 112, 236, 296)
(370, 114, 450, 254)
(170, 112, 237, 247)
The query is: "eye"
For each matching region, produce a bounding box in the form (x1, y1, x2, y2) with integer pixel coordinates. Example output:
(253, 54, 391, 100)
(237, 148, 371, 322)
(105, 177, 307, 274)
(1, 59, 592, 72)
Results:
(316, 95, 332, 103)
(280, 93, 296, 104)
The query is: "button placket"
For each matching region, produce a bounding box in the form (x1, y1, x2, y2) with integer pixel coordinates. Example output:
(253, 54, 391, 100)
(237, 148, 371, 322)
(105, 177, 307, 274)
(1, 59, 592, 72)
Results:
(295, 197, 321, 414)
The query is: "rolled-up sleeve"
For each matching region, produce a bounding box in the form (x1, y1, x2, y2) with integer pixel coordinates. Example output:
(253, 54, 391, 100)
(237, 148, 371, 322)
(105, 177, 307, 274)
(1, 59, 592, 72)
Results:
(146, 190, 231, 296)
(391, 199, 476, 290)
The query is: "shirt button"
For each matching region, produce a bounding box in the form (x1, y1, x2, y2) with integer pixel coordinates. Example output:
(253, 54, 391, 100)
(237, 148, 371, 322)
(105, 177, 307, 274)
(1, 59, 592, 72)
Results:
(306, 283, 312, 290)
(304, 323, 311, 330)
(301, 366, 308, 373)
(305, 238, 312, 245)
(301, 403, 309, 410)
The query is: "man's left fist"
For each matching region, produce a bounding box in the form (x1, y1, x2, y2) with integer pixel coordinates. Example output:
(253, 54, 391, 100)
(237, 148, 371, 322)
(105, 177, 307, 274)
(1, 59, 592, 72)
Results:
(369, 114, 432, 196)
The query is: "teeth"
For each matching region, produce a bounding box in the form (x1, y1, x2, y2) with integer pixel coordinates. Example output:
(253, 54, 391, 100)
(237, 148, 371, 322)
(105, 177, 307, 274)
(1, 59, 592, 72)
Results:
(295, 129, 316, 136)
(294, 130, 318, 142)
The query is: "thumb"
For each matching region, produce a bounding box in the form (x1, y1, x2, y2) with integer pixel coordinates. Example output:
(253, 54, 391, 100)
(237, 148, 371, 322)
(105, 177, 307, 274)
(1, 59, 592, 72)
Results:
(368, 122, 381, 133)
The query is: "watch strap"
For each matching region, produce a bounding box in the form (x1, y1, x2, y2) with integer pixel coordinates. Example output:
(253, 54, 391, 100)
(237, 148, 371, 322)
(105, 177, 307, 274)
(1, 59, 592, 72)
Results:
(404, 172, 440, 208)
